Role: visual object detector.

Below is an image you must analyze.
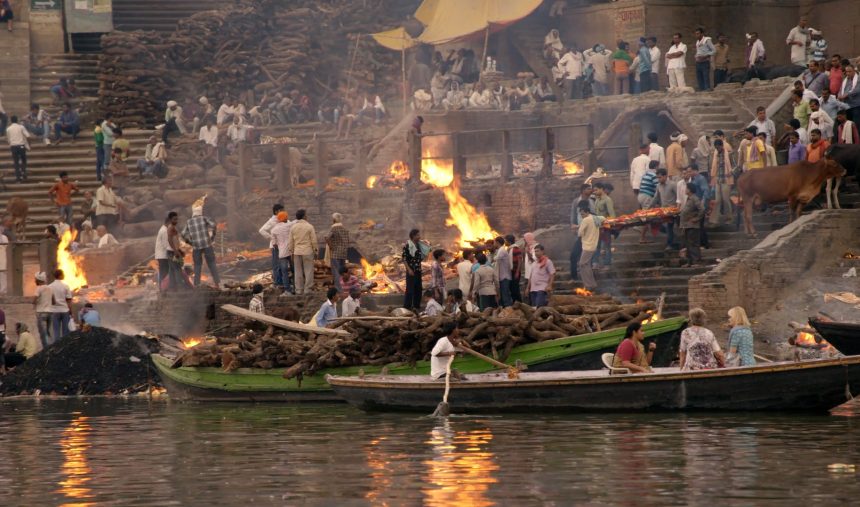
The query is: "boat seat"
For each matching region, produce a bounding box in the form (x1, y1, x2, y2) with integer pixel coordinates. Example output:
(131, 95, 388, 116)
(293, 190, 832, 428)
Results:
(601, 353, 630, 375)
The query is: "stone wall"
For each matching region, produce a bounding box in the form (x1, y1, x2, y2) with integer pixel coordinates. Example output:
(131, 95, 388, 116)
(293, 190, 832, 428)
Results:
(688, 209, 860, 319)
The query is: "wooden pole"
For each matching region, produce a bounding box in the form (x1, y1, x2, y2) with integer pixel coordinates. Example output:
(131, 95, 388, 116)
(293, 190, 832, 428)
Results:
(401, 45, 408, 115)
(481, 26, 490, 69)
(345, 35, 361, 101)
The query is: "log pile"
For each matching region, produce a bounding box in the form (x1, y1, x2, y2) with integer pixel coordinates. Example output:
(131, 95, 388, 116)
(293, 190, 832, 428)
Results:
(174, 297, 657, 380)
(98, 0, 422, 127)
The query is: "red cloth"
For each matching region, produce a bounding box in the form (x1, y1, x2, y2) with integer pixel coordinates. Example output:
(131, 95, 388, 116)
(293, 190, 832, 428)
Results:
(614, 338, 639, 363)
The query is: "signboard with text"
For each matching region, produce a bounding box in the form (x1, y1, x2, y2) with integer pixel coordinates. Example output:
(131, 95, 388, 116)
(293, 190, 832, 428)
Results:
(65, 0, 114, 33)
(31, 0, 61, 10)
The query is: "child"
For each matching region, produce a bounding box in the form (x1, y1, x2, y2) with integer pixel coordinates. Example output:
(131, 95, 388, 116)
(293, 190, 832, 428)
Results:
(422, 289, 444, 317)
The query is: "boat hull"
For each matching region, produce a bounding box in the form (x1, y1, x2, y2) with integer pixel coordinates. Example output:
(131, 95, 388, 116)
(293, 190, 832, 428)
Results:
(152, 317, 686, 402)
(327, 358, 860, 413)
(809, 318, 860, 356)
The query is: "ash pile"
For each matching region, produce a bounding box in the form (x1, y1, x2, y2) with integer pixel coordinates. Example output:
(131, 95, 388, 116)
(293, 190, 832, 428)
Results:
(0, 328, 162, 396)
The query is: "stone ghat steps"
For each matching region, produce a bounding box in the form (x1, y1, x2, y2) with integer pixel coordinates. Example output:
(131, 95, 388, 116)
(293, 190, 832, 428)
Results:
(0, 130, 154, 236)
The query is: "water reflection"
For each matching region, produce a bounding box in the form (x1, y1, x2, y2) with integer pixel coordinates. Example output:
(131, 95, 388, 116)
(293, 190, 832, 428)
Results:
(56, 414, 93, 507)
(423, 420, 499, 507)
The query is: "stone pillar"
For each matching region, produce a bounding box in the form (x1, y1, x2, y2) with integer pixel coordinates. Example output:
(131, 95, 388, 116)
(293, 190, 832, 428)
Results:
(500, 130, 513, 181)
(541, 128, 555, 178)
(355, 140, 367, 189)
(586, 124, 597, 173)
(407, 130, 422, 182)
(452, 134, 467, 181)
(6, 243, 25, 297)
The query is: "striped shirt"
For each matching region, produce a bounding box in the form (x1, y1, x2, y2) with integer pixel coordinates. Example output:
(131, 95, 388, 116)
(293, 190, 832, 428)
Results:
(639, 170, 659, 198)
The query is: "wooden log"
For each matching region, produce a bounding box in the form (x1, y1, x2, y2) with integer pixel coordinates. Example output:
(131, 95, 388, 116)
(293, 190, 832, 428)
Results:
(221, 304, 350, 336)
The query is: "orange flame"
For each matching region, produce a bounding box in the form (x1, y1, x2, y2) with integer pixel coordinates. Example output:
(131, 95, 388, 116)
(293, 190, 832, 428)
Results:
(575, 287, 593, 296)
(58, 230, 88, 291)
(795, 331, 827, 347)
(389, 160, 409, 179)
(420, 154, 498, 248)
(558, 158, 584, 175)
(366, 175, 379, 188)
(642, 310, 660, 324)
(359, 258, 399, 294)
(360, 258, 384, 279)
(182, 337, 203, 349)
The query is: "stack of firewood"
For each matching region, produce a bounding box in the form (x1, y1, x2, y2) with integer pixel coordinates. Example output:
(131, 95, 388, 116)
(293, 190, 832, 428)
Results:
(97, 0, 421, 127)
(173, 297, 657, 379)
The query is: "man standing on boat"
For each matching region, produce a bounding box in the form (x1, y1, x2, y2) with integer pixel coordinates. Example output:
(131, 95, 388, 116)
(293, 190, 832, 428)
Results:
(612, 322, 656, 373)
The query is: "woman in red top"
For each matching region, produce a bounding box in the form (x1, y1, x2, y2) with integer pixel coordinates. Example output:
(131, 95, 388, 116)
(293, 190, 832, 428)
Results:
(612, 322, 656, 373)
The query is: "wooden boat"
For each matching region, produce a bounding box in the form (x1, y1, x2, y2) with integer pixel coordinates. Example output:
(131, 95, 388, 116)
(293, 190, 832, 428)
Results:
(809, 318, 860, 356)
(151, 316, 686, 402)
(327, 356, 860, 413)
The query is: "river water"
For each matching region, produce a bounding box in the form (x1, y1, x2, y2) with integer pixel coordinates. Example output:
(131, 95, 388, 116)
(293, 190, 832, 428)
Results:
(1, 398, 859, 506)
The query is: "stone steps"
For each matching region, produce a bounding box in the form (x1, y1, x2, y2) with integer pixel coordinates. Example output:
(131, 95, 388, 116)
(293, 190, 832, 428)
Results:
(112, 0, 223, 32)
(30, 54, 101, 104)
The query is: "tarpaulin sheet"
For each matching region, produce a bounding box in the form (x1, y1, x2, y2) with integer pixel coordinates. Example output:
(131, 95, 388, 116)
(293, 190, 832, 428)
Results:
(372, 0, 541, 50)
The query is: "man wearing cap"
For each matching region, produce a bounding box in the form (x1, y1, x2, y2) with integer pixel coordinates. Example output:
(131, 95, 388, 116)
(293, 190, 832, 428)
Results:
(181, 198, 220, 289)
(269, 210, 295, 294)
(666, 132, 689, 179)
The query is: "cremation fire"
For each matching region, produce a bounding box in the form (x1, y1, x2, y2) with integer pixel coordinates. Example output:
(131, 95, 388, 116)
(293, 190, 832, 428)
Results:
(794, 331, 831, 349)
(557, 157, 584, 175)
(360, 258, 401, 294)
(642, 310, 660, 324)
(367, 160, 409, 189)
(181, 337, 203, 349)
(420, 154, 499, 249)
(575, 287, 593, 296)
(57, 230, 88, 291)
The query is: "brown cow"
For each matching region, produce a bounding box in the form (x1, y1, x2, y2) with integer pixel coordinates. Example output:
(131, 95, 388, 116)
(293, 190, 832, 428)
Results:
(737, 158, 846, 236)
(5, 197, 29, 241)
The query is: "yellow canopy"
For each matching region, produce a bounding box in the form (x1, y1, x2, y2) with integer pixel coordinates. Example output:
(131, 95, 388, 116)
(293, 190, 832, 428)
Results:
(371, 0, 542, 50)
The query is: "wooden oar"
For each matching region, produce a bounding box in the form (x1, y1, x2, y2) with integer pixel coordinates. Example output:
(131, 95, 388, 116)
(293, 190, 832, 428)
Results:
(754, 353, 774, 363)
(458, 344, 526, 379)
(221, 304, 350, 336)
(432, 355, 455, 417)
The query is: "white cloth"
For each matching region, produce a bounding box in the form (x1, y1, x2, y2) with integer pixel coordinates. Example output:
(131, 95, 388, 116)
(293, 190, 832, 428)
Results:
(649, 46, 662, 74)
(630, 154, 650, 190)
(748, 40, 765, 67)
(585, 49, 612, 83)
(98, 233, 119, 248)
(748, 118, 776, 145)
(453, 300, 478, 315)
(48, 280, 72, 312)
(341, 296, 360, 317)
(423, 298, 443, 317)
(558, 51, 584, 79)
(198, 125, 219, 147)
(35, 285, 54, 313)
(95, 185, 118, 216)
(258, 215, 279, 248)
(0, 234, 6, 272)
(797, 127, 810, 145)
(430, 336, 457, 379)
(786, 26, 809, 65)
(809, 110, 834, 139)
(841, 120, 856, 144)
(649, 143, 666, 168)
(578, 215, 600, 251)
(6, 124, 30, 146)
(216, 104, 235, 125)
(668, 68, 686, 89)
(154, 225, 169, 259)
(523, 245, 536, 279)
(456, 260, 473, 294)
(270, 220, 295, 258)
(666, 43, 687, 70)
(840, 74, 859, 97)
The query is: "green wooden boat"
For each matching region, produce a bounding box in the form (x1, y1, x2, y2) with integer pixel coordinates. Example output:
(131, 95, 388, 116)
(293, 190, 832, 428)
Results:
(151, 316, 686, 402)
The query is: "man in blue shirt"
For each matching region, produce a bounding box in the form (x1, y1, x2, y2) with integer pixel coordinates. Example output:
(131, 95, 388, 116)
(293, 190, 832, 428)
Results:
(787, 132, 807, 163)
(79, 303, 101, 327)
(636, 38, 652, 93)
(694, 27, 716, 92)
(53, 103, 81, 142)
(315, 287, 340, 328)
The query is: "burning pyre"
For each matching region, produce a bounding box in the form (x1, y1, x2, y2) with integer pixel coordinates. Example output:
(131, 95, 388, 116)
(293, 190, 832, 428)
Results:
(58, 230, 88, 291)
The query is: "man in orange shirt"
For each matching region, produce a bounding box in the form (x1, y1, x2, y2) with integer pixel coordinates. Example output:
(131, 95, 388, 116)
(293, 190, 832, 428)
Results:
(806, 128, 830, 163)
(48, 171, 79, 226)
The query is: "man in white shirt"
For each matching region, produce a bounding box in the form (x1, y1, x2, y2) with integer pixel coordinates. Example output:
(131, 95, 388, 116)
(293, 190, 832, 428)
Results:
(430, 327, 463, 380)
(48, 269, 73, 340)
(456, 250, 475, 295)
(95, 176, 120, 233)
(6, 115, 30, 182)
(422, 289, 444, 317)
(648, 37, 662, 91)
(258, 203, 285, 288)
(786, 17, 810, 67)
(198, 116, 219, 162)
(647, 132, 666, 169)
(584, 44, 612, 96)
(666, 33, 688, 90)
(559, 46, 585, 99)
(154, 213, 174, 291)
(217, 98, 236, 125)
(748, 106, 776, 145)
(630, 144, 651, 200)
(96, 225, 119, 248)
(269, 210, 295, 293)
(341, 287, 361, 317)
(137, 136, 167, 177)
